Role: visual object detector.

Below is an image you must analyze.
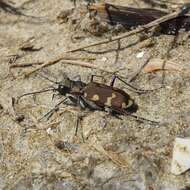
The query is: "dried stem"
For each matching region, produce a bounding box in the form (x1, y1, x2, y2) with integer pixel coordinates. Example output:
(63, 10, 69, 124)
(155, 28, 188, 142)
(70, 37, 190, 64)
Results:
(10, 62, 43, 68)
(66, 8, 188, 52)
(23, 59, 113, 78)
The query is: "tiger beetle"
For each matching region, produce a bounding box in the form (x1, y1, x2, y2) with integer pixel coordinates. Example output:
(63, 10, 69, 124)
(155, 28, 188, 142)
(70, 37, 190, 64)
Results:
(17, 73, 159, 134)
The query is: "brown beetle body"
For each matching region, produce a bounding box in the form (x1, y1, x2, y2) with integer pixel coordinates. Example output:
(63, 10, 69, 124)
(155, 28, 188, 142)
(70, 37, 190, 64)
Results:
(18, 74, 159, 125)
(81, 82, 137, 114)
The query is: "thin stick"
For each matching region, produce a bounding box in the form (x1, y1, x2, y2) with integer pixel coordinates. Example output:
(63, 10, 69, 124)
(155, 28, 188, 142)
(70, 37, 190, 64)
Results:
(24, 59, 114, 77)
(128, 56, 152, 82)
(9, 55, 95, 75)
(10, 62, 43, 68)
(23, 57, 70, 77)
(66, 8, 188, 52)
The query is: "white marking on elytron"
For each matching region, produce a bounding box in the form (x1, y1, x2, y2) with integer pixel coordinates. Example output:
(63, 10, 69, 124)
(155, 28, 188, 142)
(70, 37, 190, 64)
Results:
(127, 99, 133, 108)
(91, 94, 99, 101)
(84, 92, 87, 97)
(105, 93, 116, 106)
(122, 102, 127, 109)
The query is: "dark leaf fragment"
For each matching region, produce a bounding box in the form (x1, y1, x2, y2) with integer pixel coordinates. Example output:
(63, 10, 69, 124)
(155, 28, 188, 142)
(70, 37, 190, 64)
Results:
(89, 3, 190, 35)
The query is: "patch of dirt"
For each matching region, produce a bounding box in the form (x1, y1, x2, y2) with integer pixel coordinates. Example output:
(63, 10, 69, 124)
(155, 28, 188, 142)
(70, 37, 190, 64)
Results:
(0, 0, 190, 189)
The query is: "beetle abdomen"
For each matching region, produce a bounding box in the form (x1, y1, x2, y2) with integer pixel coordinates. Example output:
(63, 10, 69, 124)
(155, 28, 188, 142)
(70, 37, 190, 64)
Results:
(83, 82, 135, 110)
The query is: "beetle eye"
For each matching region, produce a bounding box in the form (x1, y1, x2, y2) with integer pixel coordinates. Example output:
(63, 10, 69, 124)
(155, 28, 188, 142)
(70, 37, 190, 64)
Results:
(60, 86, 66, 90)
(58, 85, 70, 95)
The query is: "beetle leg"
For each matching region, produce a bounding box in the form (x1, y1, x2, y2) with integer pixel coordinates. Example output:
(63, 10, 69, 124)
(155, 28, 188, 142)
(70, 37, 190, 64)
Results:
(75, 112, 84, 136)
(38, 97, 68, 121)
(80, 96, 103, 110)
(75, 112, 86, 142)
(113, 75, 161, 94)
(180, 3, 190, 15)
(72, 96, 82, 137)
(66, 94, 90, 109)
(67, 95, 79, 106)
(110, 75, 117, 87)
(73, 0, 76, 7)
(104, 107, 122, 120)
(74, 97, 87, 142)
(128, 114, 160, 125)
(78, 97, 86, 109)
(73, 75, 81, 82)
(122, 109, 159, 125)
(90, 75, 104, 83)
(52, 93, 61, 100)
(75, 114, 80, 136)
(110, 74, 144, 93)
(110, 107, 159, 125)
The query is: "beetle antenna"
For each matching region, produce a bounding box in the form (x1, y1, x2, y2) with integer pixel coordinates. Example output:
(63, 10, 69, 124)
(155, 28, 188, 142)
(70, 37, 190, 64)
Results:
(114, 108, 159, 125)
(17, 88, 55, 103)
(123, 110, 159, 125)
(38, 73, 59, 84)
(38, 97, 68, 121)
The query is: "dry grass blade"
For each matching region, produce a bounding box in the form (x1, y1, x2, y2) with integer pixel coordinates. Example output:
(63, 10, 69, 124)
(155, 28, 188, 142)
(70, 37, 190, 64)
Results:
(10, 56, 95, 69)
(23, 57, 62, 77)
(10, 62, 44, 68)
(23, 59, 113, 78)
(89, 136, 128, 168)
(66, 7, 188, 52)
(143, 58, 183, 73)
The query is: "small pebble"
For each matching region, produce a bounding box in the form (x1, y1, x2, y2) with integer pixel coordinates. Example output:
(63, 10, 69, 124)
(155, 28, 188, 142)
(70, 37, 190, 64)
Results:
(46, 127, 53, 135)
(136, 51, 144, 58)
(171, 137, 190, 175)
(15, 115, 25, 122)
(101, 57, 107, 62)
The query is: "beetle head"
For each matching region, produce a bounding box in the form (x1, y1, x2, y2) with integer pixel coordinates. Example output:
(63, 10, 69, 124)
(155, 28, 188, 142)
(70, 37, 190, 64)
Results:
(56, 74, 72, 95)
(56, 73, 86, 95)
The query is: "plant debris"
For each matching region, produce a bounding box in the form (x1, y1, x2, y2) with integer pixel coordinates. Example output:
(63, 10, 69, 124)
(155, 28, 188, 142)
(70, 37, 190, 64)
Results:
(89, 3, 190, 35)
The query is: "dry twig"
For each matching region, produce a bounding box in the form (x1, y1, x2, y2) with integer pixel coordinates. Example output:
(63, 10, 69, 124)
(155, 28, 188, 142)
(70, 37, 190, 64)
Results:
(89, 135, 128, 168)
(23, 59, 114, 78)
(10, 62, 43, 68)
(9, 55, 96, 77)
(66, 8, 188, 52)
(143, 58, 183, 73)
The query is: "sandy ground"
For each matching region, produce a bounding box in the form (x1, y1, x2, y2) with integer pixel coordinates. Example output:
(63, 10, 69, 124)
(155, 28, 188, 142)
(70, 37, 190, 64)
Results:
(0, 0, 190, 189)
